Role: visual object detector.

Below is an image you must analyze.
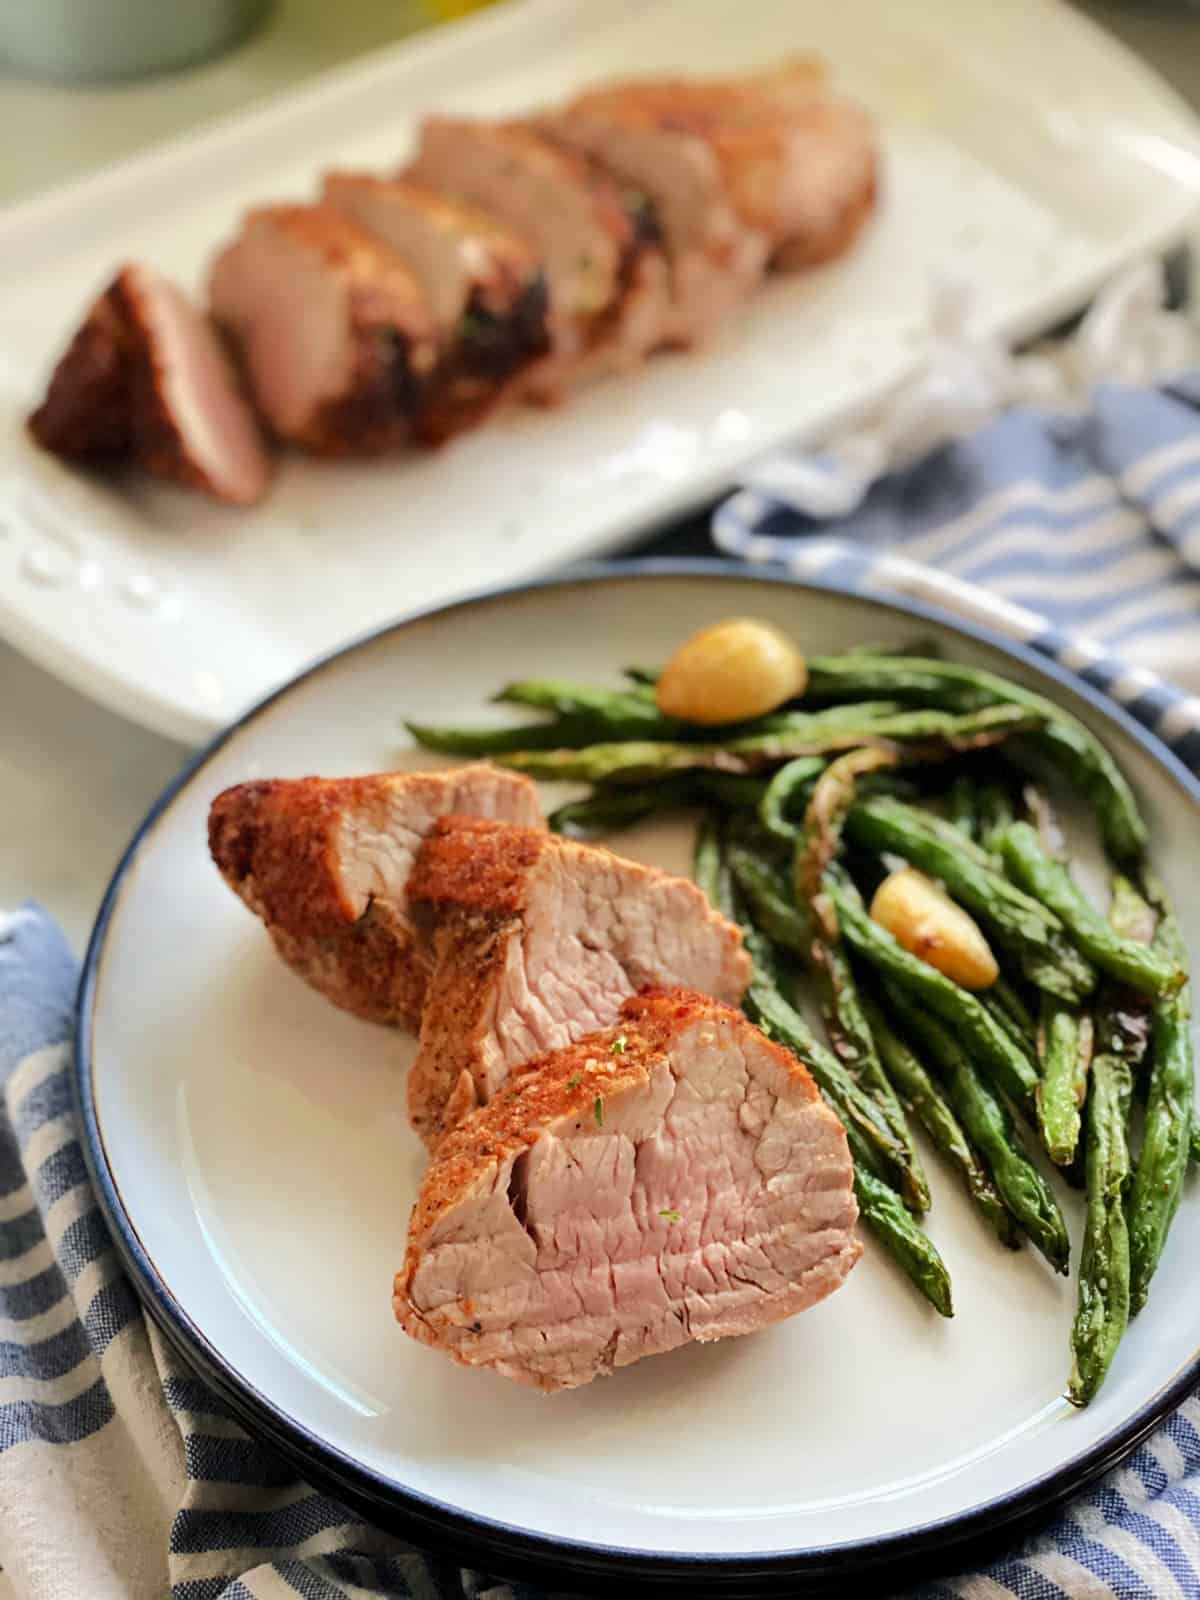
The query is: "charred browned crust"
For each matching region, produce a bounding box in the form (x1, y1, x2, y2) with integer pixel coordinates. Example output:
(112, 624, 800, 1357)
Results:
(28, 266, 270, 498)
(292, 324, 429, 457)
(416, 272, 551, 446)
(208, 775, 430, 1028)
(28, 281, 132, 461)
(395, 986, 833, 1320)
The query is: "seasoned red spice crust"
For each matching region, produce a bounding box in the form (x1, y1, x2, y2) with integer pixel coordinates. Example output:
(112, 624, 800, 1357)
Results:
(209, 774, 429, 1027)
(405, 817, 753, 1146)
(405, 814, 547, 917)
(208, 768, 542, 1030)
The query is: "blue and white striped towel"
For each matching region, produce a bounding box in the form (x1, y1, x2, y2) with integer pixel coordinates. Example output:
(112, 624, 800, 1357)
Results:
(7, 381, 1200, 1597)
(715, 378, 1200, 773)
(6, 895, 1200, 1600)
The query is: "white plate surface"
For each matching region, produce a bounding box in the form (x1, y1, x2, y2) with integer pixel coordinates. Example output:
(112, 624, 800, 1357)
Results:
(82, 570, 1200, 1577)
(3, 0, 1200, 742)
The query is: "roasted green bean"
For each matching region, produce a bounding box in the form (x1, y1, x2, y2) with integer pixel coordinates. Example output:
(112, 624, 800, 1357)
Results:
(883, 984, 1070, 1274)
(1037, 1000, 1093, 1167)
(803, 654, 1148, 862)
(862, 990, 1018, 1246)
(1128, 875, 1193, 1315)
(999, 823, 1182, 998)
(492, 704, 1041, 785)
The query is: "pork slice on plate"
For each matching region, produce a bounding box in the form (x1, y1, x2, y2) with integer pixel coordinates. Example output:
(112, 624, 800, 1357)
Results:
(406, 119, 669, 397)
(209, 205, 440, 455)
(28, 262, 272, 505)
(565, 63, 879, 273)
(395, 986, 860, 1391)
(405, 817, 751, 1145)
(322, 174, 551, 441)
(208, 766, 543, 1029)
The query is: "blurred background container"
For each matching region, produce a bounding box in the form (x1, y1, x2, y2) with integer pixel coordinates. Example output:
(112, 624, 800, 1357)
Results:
(0, 0, 274, 81)
(0, 0, 497, 86)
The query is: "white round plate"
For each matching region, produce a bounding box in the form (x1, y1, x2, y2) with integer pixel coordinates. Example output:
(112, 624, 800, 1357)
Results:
(77, 565, 1200, 1591)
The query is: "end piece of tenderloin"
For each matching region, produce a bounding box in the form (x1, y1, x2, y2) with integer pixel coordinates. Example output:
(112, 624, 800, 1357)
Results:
(207, 765, 544, 1030)
(564, 63, 879, 273)
(405, 817, 752, 1146)
(395, 986, 861, 1391)
(28, 262, 272, 506)
(405, 118, 670, 396)
(208, 205, 440, 455)
(321, 174, 551, 441)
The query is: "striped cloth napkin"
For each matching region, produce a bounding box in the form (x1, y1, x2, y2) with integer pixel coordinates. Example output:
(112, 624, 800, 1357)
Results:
(714, 385, 1200, 764)
(713, 267, 1200, 768)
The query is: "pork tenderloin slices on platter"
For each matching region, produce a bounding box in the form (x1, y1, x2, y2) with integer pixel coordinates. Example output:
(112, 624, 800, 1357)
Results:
(208, 765, 543, 1030)
(321, 174, 551, 441)
(405, 817, 751, 1146)
(395, 986, 861, 1391)
(537, 96, 770, 348)
(208, 205, 440, 455)
(28, 262, 272, 505)
(558, 62, 879, 276)
(405, 118, 669, 397)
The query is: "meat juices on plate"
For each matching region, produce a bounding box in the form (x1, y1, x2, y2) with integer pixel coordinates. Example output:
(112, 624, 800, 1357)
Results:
(396, 986, 861, 1391)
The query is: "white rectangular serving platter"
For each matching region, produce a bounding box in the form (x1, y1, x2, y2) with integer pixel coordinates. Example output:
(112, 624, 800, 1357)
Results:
(1, 0, 1198, 743)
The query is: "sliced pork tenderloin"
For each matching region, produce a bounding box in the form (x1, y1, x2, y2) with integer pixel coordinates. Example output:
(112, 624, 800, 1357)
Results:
(396, 986, 860, 1391)
(209, 205, 440, 455)
(406, 119, 669, 396)
(731, 60, 879, 270)
(406, 817, 751, 1145)
(557, 65, 878, 277)
(538, 99, 770, 348)
(208, 766, 543, 1029)
(29, 262, 272, 505)
(321, 175, 551, 440)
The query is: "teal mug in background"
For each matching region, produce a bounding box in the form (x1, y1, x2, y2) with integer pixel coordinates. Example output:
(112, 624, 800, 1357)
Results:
(0, 0, 273, 81)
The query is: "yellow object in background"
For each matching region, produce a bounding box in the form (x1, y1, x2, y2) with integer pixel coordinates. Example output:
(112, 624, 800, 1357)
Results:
(427, 0, 500, 18)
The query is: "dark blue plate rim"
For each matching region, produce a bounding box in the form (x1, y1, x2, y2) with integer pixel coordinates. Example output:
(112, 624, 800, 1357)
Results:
(74, 558, 1200, 1593)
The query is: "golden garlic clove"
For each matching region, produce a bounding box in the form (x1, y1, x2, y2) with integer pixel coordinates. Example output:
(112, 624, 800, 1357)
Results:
(656, 618, 808, 726)
(870, 867, 999, 991)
